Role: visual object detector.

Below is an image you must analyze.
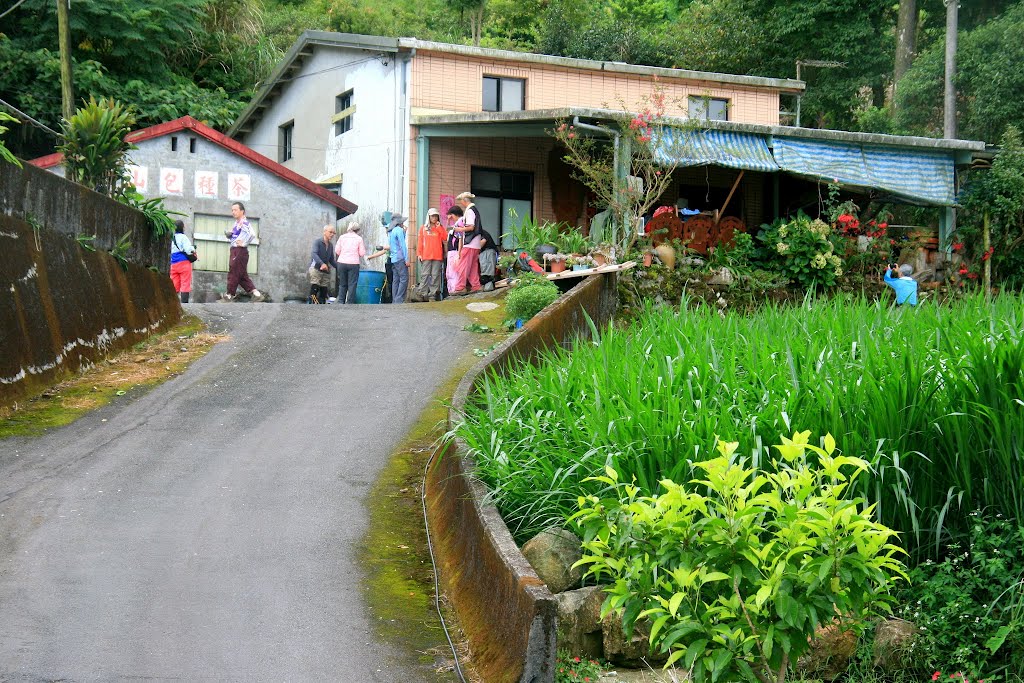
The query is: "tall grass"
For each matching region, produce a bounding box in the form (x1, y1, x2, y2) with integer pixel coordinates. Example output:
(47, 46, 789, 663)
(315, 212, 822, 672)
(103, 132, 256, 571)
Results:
(455, 295, 1024, 558)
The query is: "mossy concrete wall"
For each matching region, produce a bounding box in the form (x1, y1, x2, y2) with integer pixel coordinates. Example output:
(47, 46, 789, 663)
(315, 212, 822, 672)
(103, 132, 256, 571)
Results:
(0, 165, 181, 408)
(1, 161, 170, 273)
(426, 273, 618, 683)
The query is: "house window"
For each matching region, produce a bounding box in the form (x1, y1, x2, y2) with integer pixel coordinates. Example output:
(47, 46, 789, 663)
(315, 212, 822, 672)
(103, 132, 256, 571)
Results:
(192, 213, 260, 273)
(170, 136, 178, 152)
(470, 167, 533, 249)
(189, 137, 197, 153)
(482, 77, 525, 112)
(688, 96, 729, 121)
(279, 121, 294, 162)
(334, 90, 354, 136)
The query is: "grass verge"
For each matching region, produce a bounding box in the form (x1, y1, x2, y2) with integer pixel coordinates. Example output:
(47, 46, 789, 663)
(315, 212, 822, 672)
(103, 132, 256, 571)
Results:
(0, 314, 223, 438)
(359, 297, 506, 682)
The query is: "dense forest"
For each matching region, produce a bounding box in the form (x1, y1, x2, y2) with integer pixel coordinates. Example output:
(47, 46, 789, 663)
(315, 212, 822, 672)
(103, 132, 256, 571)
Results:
(2, 0, 1022, 157)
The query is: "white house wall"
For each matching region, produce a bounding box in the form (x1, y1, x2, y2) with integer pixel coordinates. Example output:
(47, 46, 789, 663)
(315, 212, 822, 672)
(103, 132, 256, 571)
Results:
(240, 46, 407, 232)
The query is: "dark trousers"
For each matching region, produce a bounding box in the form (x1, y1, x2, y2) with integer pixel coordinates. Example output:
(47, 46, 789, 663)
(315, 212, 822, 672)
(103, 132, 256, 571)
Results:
(227, 246, 255, 295)
(337, 263, 360, 304)
(382, 260, 393, 304)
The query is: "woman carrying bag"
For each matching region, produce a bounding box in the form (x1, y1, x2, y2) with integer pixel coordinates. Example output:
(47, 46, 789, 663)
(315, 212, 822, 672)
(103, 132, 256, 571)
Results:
(170, 219, 198, 303)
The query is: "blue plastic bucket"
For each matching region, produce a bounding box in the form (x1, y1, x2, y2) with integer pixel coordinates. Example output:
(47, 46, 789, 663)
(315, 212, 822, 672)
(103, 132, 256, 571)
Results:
(356, 270, 386, 304)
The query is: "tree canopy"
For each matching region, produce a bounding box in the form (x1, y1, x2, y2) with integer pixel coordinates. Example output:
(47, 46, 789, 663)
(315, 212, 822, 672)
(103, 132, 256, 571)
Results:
(2, 0, 1023, 159)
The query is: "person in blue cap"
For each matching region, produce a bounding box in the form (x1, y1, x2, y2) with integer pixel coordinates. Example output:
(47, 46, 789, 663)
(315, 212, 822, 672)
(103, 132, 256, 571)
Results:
(883, 262, 918, 306)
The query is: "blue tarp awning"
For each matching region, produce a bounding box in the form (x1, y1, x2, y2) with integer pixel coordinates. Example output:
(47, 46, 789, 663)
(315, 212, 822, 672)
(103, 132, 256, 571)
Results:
(653, 128, 780, 173)
(772, 137, 957, 206)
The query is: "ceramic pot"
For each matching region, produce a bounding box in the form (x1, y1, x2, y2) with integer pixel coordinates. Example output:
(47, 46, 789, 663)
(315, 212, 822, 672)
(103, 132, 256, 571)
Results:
(593, 253, 608, 266)
(643, 251, 653, 267)
(654, 243, 676, 270)
(550, 259, 567, 273)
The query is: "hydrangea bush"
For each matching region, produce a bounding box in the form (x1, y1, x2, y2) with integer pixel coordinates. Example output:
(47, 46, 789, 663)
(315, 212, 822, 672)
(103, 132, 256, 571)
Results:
(758, 212, 844, 289)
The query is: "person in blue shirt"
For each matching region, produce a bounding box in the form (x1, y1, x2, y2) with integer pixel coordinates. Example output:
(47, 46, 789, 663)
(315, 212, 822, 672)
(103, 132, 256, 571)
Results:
(883, 262, 919, 306)
(384, 213, 410, 303)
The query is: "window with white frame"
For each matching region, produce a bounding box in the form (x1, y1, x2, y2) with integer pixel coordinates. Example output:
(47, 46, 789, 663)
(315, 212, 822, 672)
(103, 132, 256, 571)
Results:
(334, 90, 354, 136)
(482, 76, 525, 112)
(688, 96, 729, 121)
(192, 214, 260, 273)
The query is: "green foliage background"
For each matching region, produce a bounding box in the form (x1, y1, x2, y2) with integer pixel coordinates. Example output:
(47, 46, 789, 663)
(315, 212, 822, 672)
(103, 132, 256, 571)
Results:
(2, 0, 1023, 158)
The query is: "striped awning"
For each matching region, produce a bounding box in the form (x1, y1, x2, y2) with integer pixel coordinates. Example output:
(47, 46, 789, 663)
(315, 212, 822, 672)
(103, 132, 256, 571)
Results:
(653, 127, 779, 173)
(772, 137, 957, 205)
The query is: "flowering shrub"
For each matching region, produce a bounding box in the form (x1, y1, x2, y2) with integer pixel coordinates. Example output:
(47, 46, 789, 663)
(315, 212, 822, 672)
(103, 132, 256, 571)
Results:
(555, 651, 606, 683)
(758, 213, 844, 289)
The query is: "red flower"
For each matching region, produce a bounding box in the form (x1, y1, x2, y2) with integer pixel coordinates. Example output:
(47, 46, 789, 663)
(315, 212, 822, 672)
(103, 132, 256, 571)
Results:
(959, 267, 969, 275)
(968, 272, 978, 279)
(982, 246, 995, 261)
(568, 133, 576, 139)
(573, 656, 581, 663)
(838, 214, 854, 224)
(878, 222, 888, 229)
(952, 242, 964, 252)
(932, 674, 942, 682)
(890, 239, 895, 245)
(850, 220, 860, 230)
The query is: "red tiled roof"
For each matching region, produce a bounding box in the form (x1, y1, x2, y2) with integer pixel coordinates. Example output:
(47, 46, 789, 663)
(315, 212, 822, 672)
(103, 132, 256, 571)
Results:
(28, 116, 357, 214)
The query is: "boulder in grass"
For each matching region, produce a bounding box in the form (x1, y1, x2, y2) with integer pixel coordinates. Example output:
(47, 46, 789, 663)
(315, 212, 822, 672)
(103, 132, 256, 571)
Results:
(521, 528, 583, 594)
(555, 585, 605, 659)
(797, 620, 859, 681)
(873, 618, 919, 671)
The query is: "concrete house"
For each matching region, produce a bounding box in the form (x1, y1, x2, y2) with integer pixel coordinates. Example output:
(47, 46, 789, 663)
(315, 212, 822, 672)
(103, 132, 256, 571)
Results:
(230, 32, 985, 274)
(31, 116, 358, 302)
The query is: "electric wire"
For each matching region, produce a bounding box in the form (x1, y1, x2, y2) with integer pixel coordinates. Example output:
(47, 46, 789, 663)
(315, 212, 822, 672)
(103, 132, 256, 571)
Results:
(0, 0, 27, 21)
(0, 97, 61, 138)
(420, 434, 469, 683)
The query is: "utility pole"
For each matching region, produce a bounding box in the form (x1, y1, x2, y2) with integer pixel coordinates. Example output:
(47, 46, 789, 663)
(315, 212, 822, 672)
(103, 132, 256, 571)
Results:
(56, 0, 74, 121)
(943, 0, 958, 139)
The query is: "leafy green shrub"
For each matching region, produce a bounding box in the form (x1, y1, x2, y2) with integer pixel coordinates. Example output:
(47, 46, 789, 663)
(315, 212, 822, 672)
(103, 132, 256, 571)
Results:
(573, 433, 906, 682)
(896, 511, 1024, 676)
(505, 278, 559, 321)
(58, 96, 136, 197)
(455, 296, 1024, 557)
(0, 111, 21, 168)
(758, 212, 844, 289)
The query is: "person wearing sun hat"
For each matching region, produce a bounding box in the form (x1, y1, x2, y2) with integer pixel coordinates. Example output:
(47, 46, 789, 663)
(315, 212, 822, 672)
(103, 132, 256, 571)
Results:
(414, 207, 447, 301)
(384, 212, 410, 303)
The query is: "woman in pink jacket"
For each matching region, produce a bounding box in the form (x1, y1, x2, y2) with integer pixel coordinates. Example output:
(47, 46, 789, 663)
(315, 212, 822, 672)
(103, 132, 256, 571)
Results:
(334, 221, 366, 304)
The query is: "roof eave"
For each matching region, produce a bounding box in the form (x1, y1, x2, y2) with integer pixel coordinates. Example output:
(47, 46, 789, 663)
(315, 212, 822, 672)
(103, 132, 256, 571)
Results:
(412, 108, 987, 153)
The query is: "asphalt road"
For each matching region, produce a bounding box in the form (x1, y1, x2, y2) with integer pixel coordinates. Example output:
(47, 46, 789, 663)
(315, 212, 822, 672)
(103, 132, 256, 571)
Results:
(0, 303, 475, 682)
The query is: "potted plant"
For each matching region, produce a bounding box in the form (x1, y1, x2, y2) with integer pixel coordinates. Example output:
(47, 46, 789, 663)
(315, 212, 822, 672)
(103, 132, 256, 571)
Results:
(558, 230, 591, 257)
(567, 254, 594, 271)
(534, 221, 562, 260)
(544, 252, 569, 273)
(591, 242, 615, 267)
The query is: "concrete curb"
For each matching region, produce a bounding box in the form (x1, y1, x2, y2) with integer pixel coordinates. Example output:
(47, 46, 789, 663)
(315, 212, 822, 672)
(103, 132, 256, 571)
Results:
(425, 273, 618, 683)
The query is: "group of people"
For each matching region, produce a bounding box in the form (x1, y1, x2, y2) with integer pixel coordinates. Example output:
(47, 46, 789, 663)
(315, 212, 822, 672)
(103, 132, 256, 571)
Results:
(170, 201, 266, 304)
(306, 191, 498, 305)
(168, 193, 501, 306)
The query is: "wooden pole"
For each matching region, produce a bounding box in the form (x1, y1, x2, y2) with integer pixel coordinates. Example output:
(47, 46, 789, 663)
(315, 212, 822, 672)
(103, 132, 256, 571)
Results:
(717, 170, 745, 224)
(983, 211, 991, 295)
(56, 0, 74, 122)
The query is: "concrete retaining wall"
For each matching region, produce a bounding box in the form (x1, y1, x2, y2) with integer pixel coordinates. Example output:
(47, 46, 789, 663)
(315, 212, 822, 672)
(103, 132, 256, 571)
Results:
(0, 161, 171, 273)
(0, 164, 182, 408)
(425, 273, 618, 683)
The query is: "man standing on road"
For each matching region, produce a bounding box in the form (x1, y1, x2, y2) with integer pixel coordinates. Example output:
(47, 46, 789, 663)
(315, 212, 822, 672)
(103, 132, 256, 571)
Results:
(384, 213, 410, 304)
(221, 202, 266, 302)
(308, 224, 337, 304)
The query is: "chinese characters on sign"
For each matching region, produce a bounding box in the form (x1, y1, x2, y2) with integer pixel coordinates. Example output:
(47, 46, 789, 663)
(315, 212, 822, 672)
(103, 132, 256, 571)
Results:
(195, 170, 219, 199)
(227, 174, 251, 202)
(127, 165, 148, 193)
(159, 168, 184, 196)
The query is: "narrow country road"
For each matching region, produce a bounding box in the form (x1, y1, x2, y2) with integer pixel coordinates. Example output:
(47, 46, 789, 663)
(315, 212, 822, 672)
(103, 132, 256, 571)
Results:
(0, 303, 477, 682)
